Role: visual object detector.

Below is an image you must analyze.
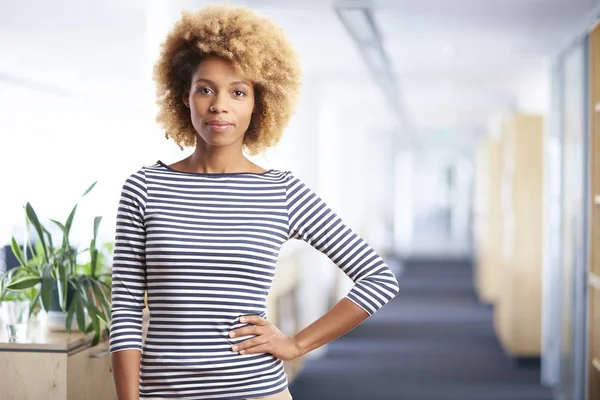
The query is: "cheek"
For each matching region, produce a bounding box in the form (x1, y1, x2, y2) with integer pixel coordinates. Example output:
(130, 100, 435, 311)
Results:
(243, 101, 255, 121)
(189, 100, 206, 125)
(189, 97, 202, 113)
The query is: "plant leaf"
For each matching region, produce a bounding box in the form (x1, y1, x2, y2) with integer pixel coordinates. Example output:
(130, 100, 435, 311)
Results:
(64, 204, 77, 242)
(32, 241, 44, 264)
(50, 219, 66, 232)
(7, 276, 41, 290)
(91, 313, 101, 346)
(65, 291, 77, 332)
(21, 220, 29, 264)
(91, 279, 111, 321)
(75, 289, 86, 333)
(0, 269, 15, 301)
(93, 216, 102, 241)
(56, 261, 68, 312)
(25, 203, 48, 262)
(88, 284, 108, 325)
(50, 219, 66, 247)
(103, 242, 114, 254)
(29, 290, 41, 315)
(90, 248, 98, 277)
(83, 307, 95, 334)
(42, 226, 55, 253)
(40, 264, 53, 312)
(81, 290, 102, 345)
(10, 237, 26, 267)
(81, 181, 98, 198)
(89, 216, 103, 276)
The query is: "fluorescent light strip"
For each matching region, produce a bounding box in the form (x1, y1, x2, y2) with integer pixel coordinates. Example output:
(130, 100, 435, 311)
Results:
(334, 1, 411, 131)
(362, 44, 387, 72)
(337, 7, 378, 44)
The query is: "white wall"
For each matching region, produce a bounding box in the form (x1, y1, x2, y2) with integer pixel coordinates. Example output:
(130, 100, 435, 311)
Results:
(0, 81, 148, 247)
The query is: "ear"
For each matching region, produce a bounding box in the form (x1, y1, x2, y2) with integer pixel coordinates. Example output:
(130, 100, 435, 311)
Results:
(182, 91, 190, 108)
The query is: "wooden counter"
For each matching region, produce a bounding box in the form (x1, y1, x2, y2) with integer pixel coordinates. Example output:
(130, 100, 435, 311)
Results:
(0, 318, 115, 400)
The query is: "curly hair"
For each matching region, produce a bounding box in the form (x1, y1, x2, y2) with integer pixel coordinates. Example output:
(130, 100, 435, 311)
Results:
(153, 5, 302, 155)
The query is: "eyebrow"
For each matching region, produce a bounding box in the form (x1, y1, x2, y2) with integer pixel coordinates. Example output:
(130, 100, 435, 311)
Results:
(193, 78, 251, 87)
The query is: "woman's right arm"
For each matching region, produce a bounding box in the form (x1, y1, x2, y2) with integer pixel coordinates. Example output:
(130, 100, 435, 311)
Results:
(109, 170, 148, 400)
(111, 350, 142, 400)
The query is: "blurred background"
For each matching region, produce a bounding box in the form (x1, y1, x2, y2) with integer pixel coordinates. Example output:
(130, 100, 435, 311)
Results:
(0, 0, 599, 399)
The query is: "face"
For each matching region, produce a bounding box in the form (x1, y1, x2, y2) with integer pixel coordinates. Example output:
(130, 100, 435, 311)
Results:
(184, 55, 255, 150)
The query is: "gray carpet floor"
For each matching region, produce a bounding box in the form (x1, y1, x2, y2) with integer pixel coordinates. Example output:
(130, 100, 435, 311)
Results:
(289, 258, 553, 400)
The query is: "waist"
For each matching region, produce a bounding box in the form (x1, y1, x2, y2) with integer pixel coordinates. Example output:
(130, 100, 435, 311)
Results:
(139, 351, 287, 398)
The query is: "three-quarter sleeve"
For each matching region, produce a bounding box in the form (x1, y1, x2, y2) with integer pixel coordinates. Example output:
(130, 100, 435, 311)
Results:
(109, 169, 148, 354)
(285, 173, 399, 315)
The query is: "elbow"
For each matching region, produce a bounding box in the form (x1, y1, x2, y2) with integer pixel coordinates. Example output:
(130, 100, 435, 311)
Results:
(374, 268, 400, 308)
(379, 273, 400, 306)
(351, 270, 399, 315)
(390, 271, 400, 299)
(373, 267, 400, 301)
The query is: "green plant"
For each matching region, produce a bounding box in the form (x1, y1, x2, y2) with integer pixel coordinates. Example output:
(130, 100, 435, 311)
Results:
(0, 182, 112, 345)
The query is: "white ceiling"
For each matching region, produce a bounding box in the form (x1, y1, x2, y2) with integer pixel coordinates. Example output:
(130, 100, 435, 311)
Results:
(0, 0, 598, 148)
(372, 0, 598, 135)
(236, 0, 599, 146)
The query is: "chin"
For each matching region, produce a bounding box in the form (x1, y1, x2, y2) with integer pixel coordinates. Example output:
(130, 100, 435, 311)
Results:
(199, 136, 242, 149)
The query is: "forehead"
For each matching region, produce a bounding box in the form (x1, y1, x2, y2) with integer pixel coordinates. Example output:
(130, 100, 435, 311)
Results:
(193, 56, 247, 81)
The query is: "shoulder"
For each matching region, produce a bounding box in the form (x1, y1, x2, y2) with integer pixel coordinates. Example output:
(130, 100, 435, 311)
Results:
(120, 161, 163, 190)
(264, 169, 300, 185)
(269, 171, 317, 197)
(123, 161, 166, 182)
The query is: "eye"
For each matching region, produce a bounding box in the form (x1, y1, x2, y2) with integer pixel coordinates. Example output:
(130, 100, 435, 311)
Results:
(197, 87, 213, 94)
(233, 90, 246, 97)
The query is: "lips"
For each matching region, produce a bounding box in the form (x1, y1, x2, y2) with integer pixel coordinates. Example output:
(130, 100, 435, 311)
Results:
(206, 120, 233, 133)
(206, 120, 232, 127)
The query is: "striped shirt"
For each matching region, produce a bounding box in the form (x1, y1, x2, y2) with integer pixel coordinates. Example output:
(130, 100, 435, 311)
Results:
(109, 161, 399, 399)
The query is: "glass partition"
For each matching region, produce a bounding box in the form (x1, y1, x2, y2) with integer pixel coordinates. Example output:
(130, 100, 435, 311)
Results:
(558, 37, 589, 400)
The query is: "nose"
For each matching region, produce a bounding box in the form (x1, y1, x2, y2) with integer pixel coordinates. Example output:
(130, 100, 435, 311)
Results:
(209, 93, 228, 113)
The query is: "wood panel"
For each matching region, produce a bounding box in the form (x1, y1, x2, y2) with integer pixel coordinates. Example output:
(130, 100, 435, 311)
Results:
(513, 118, 544, 355)
(474, 133, 505, 304)
(473, 140, 488, 299)
(591, 284, 600, 399)
(67, 343, 116, 400)
(589, 20, 600, 400)
(0, 339, 115, 399)
(0, 351, 67, 400)
(494, 114, 544, 356)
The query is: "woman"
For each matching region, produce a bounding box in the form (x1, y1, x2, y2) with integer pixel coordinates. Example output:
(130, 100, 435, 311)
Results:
(109, 5, 399, 400)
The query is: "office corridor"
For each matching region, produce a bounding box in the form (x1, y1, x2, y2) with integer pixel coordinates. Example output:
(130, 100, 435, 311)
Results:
(289, 258, 553, 400)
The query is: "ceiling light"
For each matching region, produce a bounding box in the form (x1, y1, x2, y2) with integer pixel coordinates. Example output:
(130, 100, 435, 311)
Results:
(336, 7, 378, 44)
(362, 45, 387, 72)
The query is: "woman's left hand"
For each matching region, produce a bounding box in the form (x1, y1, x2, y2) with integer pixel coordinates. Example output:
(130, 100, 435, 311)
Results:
(230, 315, 301, 361)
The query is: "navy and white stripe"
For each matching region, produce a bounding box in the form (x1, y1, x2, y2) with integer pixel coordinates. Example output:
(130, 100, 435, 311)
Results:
(109, 161, 399, 399)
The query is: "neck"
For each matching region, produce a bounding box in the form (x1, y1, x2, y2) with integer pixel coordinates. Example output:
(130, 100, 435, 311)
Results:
(187, 143, 250, 174)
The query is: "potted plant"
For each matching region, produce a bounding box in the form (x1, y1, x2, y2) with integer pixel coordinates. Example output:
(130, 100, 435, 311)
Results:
(0, 182, 112, 346)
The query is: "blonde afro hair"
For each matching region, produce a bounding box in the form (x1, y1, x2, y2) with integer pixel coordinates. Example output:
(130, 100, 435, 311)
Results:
(153, 5, 302, 155)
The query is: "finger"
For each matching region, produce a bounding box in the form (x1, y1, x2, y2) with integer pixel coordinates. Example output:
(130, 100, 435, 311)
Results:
(239, 343, 270, 355)
(239, 315, 268, 326)
(229, 325, 261, 338)
(232, 335, 269, 352)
